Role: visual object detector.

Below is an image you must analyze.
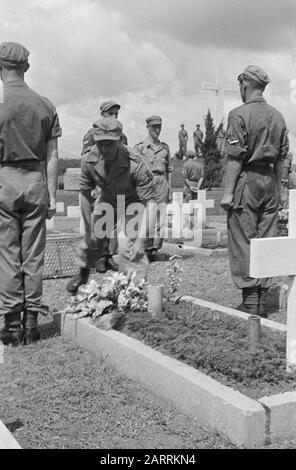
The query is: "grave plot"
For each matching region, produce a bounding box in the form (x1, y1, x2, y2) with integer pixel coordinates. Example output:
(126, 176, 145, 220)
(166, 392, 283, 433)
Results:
(0, 336, 233, 449)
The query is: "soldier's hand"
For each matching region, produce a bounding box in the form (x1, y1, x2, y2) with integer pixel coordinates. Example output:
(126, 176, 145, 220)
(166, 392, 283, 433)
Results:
(220, 194, 234, 211)
(46, 200, 56, 219)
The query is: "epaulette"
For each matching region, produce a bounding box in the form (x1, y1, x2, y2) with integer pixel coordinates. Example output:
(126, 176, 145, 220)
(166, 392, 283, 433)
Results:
(160, 141, 169, 149)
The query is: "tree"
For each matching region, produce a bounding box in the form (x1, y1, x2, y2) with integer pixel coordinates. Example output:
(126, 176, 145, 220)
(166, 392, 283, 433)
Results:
(201, 110, 224, 190)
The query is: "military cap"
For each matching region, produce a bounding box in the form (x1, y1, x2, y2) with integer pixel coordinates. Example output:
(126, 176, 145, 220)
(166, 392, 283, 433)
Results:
(100, 100, 121, 113)
(146, 115, 162, 126)
(92, 118, 123, 141)
(0, 42, 30, 69)
(238, 65, 271, 88)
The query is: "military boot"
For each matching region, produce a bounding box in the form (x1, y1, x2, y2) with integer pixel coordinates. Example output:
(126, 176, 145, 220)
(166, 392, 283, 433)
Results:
(22, 311, 41, 344)
(95, 257, 107, 273)
(66, 267, 90, 294)
(258, 286, 269, 318)
(146, 249, 157, 263)
(0, 313, 23, 346)
(105, 256, 119, 272)
(236, 286, 259, 315)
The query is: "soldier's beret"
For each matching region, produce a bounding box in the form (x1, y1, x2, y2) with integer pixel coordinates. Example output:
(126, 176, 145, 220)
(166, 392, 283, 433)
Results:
(238, 65, 271, 87)
(146, 115, 162, 126)
(0, 42, 30, 69)
(92, 118, 123, 142)
(100, 100, 121, 113)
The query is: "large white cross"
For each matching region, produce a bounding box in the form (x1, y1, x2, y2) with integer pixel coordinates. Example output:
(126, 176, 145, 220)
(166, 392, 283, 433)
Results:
(201, 66, 239, 125)
(250, 189, 296, 372)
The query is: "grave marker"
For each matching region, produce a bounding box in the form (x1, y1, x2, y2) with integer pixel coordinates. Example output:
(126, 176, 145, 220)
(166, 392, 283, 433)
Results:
(250, 189, 296, 372)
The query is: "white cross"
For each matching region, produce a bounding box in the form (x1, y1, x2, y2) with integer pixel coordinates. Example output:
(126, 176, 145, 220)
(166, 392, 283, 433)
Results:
(195, 190, 215, 228)
(201, 66, 239, 125)
(250, 189, 296, 372)
(166, 202, 203, 246)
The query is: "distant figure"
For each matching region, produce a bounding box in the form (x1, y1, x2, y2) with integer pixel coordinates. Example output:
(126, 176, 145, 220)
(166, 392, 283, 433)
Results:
(183, 154, 204, 202)
(221, 65, 289, 318)
(193, 124, 204, 157)
(178, 124, 188, 159)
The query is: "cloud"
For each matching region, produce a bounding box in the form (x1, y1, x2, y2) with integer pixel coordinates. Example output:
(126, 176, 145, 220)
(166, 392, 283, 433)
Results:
(1, 0, 176, 106)
(105, 0, 296, 52)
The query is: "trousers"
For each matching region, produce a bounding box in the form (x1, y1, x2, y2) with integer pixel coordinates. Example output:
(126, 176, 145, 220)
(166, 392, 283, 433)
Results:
(0, 163, 48, 316)
(227, 167, 279, 289)
(77, 205, 149, 279)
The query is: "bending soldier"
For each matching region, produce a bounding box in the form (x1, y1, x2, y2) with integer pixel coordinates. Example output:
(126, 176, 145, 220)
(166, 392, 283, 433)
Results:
(66, 118, 156, 294)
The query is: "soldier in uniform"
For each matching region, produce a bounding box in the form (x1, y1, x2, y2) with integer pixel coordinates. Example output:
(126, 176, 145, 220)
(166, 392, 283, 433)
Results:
(193, 124, 203, 157)
(178, 124, 188, 159)
(221, 65, 289, 317)
(0, 42, 62, 345)
(134, 116, 172, 262)
(81, 100, 128, 273)
(81, 100, 128, 155)
(66, 118, 156, 294)
(183, 153, 204, 202)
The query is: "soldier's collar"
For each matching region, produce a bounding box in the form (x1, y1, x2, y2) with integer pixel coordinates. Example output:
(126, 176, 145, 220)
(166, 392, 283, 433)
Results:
(83, 146, 100, 163)
(144, 136, 160, 148)
(245, 97, 266, 104)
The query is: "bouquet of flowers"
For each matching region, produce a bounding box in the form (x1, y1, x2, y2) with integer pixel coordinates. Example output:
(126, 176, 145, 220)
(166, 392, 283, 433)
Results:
(60, 271, 148, 328)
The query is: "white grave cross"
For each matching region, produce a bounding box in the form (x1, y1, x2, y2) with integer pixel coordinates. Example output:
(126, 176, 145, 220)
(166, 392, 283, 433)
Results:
(250, 189, 296, 372)
(201, 66, 239, 125)
(195, 190, 215, 228)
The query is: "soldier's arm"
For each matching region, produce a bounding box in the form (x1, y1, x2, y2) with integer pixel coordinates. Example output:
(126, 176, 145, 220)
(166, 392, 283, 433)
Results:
(46, 138, 59, 219)
(221, 112, 247, 210)
(274, 129, 290, 208)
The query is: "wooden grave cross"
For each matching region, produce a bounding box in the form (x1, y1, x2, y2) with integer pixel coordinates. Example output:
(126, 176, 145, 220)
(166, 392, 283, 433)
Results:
(250, 189, 296, 372)
(201, 66, 239, 125)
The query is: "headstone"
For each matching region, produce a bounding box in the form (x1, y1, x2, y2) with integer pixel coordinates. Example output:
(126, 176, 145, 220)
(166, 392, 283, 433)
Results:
(172, 192, 184, 205)
(195, 190, 215, 228)
(250, 189, 296, 372)
(67, 206, 81, 218)
(56, 202, 64, 213)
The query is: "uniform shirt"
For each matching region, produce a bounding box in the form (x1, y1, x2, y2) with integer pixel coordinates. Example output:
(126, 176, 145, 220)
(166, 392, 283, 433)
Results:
(134, 136, 172, 176)
(0, 79, 61, 162)
(178, 129, 188, 142)
(80, 144, 155, 207)
(193, 129, 203, 145)
(183, 159, 203, 182)
(225, 97, 289, 164)
(81, 127, 128, 155)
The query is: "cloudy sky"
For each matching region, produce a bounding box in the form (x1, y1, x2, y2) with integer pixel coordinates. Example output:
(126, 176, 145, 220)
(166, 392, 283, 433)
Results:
(1, 0, 296, 158)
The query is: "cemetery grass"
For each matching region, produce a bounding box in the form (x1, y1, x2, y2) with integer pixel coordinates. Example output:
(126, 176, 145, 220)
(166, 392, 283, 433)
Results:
(0, 336, 234, 449)
(120, 302, 295, 400)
